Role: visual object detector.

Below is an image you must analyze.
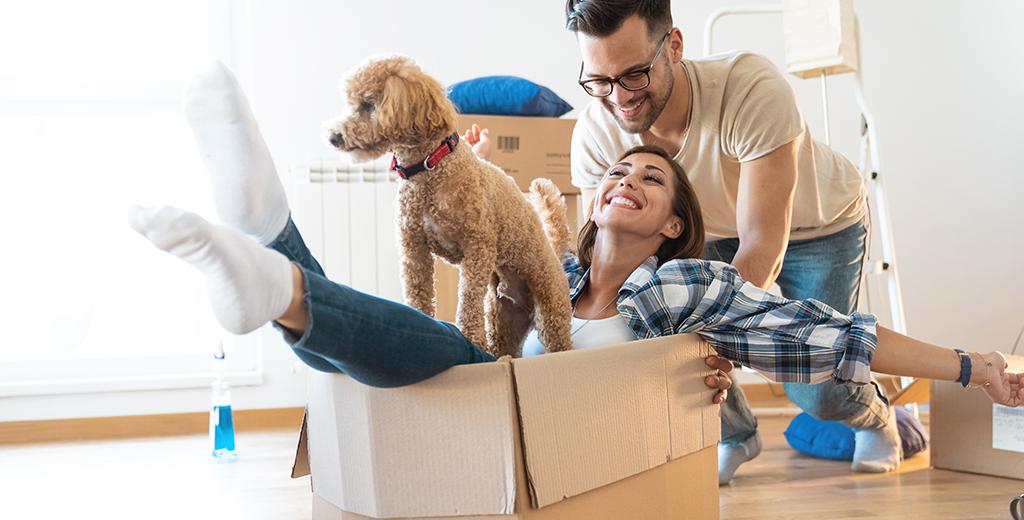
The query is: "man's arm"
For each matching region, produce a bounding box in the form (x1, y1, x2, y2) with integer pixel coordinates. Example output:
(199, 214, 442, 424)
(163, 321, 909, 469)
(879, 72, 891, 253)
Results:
(731, 137, 800, 289)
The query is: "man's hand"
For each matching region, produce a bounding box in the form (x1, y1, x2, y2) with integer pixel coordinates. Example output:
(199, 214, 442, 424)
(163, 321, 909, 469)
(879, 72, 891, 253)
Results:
(705, 355, 734, 404)
(462, 124, 492, 161)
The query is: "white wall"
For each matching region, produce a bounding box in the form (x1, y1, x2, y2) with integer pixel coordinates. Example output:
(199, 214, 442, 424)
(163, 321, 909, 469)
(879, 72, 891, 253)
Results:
(236, 0, 1023, 360)
(11, 1, 1015, 421)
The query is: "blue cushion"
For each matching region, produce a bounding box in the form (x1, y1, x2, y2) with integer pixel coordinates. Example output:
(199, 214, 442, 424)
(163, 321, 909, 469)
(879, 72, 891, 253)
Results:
(447, 76, 573, 117)
(783, 408, 930, 461)
(784, 412, 856, 461)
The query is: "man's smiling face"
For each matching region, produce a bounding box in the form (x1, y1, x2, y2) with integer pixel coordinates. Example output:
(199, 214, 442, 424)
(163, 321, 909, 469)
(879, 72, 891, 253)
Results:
(577, 15, 675, 134)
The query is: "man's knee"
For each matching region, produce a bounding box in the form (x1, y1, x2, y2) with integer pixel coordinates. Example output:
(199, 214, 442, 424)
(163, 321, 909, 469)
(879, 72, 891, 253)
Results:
(784, 382, 855, 422)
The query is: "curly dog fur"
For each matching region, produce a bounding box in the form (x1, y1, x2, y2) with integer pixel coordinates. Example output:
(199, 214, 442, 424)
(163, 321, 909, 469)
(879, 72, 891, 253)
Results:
(322, 55, 572, 357)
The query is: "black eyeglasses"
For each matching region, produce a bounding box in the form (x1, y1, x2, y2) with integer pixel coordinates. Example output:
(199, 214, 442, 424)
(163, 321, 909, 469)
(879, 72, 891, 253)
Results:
(578, 32, 670, 98)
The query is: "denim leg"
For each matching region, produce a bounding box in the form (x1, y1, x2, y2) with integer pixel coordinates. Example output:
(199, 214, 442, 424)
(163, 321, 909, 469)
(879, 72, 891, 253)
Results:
(266, 214, 326, 277)
(776, 220, 890, 430)
(275, 268, 496, 387)
(265, 214, 496, 386)
(703, 239, 759, 445)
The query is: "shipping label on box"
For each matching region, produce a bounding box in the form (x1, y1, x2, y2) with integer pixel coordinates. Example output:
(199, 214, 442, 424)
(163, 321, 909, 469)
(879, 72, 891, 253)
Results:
(993, 404, 1024, 453)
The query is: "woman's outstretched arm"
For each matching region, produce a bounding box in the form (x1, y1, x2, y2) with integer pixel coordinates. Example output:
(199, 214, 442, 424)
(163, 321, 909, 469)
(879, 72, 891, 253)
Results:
(870, 326, 1022, 406)
(626, 257, 1023, 406)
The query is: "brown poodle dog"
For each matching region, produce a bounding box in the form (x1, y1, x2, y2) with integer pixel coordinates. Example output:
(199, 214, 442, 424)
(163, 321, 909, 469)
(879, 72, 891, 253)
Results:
(322, 55, 573, 357)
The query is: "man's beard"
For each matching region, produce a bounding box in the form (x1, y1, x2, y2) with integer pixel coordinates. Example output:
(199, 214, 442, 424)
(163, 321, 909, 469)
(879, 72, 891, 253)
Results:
(603, 69, 674, 134)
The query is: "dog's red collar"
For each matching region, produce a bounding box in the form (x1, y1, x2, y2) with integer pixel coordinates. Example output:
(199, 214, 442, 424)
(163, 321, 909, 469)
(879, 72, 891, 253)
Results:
(390, 133, 460, 180)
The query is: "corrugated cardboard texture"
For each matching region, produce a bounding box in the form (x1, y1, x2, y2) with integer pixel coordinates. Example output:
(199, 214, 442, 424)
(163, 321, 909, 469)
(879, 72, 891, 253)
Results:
(511, 335, 718, 508)
(454, 114, 577, 195)
(312, 446, 719, 520)
(931, 355, 1024, 480)
(307, 361, 518, 518)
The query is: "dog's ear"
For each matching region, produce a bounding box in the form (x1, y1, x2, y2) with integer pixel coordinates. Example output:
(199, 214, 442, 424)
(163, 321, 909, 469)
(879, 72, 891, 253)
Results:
(377, 66, 457, 143)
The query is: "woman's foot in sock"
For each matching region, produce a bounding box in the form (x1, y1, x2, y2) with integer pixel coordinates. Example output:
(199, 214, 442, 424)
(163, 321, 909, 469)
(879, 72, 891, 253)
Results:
(851, 407, 902, 473)
(127, 205, 293, 334)
(184, 60, 289, 245)
(718, 432, 762, 485)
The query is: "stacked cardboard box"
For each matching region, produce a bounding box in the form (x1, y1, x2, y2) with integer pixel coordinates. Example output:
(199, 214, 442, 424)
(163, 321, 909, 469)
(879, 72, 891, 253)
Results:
(454, 114, 578, 196)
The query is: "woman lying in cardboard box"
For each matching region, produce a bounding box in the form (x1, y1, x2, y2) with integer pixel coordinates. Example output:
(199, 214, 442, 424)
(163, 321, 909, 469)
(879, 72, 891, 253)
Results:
(128, 64, 1023, 453)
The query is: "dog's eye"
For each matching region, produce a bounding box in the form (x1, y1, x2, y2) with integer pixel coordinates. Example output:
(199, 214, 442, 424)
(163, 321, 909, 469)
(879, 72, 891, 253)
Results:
(359, 101, 375, 113)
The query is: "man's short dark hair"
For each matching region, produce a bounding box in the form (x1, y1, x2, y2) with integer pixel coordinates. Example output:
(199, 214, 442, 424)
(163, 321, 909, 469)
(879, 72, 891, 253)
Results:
(565, 0, 672, 39)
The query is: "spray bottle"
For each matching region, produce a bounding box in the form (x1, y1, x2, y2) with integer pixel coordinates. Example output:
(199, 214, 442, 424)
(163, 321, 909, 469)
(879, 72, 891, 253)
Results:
(210, 342, 237, 460)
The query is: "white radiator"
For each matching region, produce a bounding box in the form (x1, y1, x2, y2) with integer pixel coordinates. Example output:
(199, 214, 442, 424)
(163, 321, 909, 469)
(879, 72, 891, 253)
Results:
(289, 158, 404, 303)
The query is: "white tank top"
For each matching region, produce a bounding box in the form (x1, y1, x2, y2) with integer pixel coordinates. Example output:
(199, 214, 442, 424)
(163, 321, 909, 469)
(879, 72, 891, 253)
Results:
(521, 314, 637, 357)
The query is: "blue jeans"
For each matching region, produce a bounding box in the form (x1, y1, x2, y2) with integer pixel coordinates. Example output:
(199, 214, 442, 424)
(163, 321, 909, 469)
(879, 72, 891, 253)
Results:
(266, 216, 495, 388)
(706, 220, 890, 445)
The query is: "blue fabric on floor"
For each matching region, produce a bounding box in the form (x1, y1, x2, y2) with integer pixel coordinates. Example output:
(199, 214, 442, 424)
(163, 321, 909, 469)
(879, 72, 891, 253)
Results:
(784, 412, 857, 460)
(784, 407, 929, 461)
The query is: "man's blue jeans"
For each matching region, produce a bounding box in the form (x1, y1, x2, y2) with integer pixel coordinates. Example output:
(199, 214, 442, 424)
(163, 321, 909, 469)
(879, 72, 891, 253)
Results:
(704, 220, 890, 445)
(267, 215, 495, 388)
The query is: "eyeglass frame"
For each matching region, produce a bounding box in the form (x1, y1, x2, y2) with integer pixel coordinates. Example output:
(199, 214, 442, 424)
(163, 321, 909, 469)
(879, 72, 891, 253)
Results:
(578, 31, 671, 98)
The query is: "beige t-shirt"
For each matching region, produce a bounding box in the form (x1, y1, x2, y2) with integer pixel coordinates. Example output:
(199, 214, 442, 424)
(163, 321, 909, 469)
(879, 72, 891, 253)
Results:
(571, 51, 866, 241)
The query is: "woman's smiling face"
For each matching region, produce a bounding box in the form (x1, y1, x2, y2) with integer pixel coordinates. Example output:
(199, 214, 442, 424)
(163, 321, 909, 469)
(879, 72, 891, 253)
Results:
(592, 151, 683, 241)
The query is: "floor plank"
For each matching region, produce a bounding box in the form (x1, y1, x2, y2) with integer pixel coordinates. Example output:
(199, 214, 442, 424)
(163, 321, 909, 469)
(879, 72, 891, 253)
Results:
(720, 414, 1024, 519)
(0, 429, 312, 520)
(3, 415, 1023, 519)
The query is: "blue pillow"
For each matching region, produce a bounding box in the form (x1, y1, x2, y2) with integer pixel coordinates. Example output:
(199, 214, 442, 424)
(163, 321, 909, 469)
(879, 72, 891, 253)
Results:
(784, 412, 856, 461)
(447, 76, 572, 117)
(783, 408, 929, 461)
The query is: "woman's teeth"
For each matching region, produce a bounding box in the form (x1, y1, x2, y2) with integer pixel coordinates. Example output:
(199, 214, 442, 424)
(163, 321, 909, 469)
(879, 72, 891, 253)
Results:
(609, 196, 638, 209)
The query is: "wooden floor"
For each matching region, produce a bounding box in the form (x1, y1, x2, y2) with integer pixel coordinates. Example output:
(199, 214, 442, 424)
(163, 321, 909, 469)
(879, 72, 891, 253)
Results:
(2, 415, 1022, 519)
(721, 414, 1024, 519)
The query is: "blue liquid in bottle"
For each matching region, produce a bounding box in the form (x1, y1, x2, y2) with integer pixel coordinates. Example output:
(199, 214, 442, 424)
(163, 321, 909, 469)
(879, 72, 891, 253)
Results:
(210, 349, 237, 460)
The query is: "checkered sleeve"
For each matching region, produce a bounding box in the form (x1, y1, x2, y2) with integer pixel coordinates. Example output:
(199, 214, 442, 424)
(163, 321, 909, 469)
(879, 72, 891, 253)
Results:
(623, 259, 878, 384)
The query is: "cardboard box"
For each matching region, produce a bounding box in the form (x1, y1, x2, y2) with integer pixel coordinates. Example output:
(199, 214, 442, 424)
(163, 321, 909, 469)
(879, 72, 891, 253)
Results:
(455, 114, 578, 195)
(931, 355, 1024, 479)
(292, 334, 721, 519)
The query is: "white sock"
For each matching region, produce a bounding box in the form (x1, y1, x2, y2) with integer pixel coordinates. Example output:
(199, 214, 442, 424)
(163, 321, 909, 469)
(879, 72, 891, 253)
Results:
(851, 407, 902, 473)
(127, 205, 294, 335)
(718, 432, 762, 485)
(184, 60, 289, 245)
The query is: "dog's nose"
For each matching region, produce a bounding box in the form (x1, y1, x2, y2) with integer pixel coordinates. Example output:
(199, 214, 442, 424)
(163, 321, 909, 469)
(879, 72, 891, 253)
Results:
(328, 133, 345, 149)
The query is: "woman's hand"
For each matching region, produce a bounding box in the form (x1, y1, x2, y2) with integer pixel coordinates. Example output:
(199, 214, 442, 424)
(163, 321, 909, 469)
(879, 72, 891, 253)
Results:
(462, 124, 492, 161)
(705, 355, 733, 404)
(976, 351, 1024, 406)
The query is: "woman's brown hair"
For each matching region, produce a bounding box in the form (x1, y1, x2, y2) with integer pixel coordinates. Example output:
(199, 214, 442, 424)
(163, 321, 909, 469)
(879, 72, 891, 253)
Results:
(576, 145, 704, 268)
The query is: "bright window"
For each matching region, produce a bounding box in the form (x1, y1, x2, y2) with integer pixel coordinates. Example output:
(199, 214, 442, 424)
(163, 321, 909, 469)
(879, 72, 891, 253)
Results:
(0, 0, 257, 394)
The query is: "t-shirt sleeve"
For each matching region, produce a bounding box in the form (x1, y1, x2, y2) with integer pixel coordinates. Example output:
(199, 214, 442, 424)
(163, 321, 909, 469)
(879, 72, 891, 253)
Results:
(570, 115, 612, 189)
(719, 53, 806, 162)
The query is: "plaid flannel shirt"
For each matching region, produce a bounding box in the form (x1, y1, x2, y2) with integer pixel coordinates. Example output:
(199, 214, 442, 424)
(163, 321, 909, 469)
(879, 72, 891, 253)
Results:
(565, 255, 878, 385)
